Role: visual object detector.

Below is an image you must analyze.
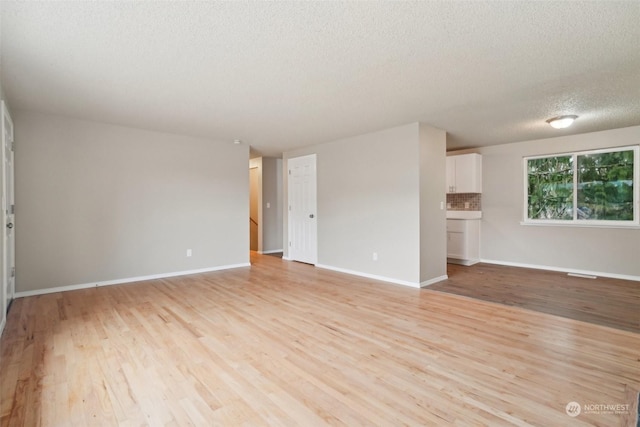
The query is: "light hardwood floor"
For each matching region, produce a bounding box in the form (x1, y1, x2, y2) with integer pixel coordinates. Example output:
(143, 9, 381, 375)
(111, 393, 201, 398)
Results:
(1, 253, 639, 426)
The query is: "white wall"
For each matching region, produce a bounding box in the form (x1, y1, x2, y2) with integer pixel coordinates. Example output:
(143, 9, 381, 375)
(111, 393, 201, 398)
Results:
(284, 123, 421, 284)
(284, 122, 447, 286)
(419, 123, 447, 283)
(15, 110, 249, 293)
(471, 126, 640, 279)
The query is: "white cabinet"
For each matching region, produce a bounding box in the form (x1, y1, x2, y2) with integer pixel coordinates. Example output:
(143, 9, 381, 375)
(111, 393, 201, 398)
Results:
(446, 153, 482, 193)
(447, 219, 480, 266)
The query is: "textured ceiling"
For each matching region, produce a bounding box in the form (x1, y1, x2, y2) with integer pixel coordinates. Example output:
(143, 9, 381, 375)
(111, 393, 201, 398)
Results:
(1, 1, 639, 156)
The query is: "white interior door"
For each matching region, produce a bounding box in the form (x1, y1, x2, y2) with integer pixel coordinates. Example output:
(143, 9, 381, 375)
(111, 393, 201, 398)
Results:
(288, 154, 317, 264)
(1, 101, 14, 332)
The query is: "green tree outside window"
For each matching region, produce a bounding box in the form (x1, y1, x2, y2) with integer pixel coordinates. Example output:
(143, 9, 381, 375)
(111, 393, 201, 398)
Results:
(577, 150, 634, 221)
(526, 147, 636, 223)
(528, 155, 573, 220)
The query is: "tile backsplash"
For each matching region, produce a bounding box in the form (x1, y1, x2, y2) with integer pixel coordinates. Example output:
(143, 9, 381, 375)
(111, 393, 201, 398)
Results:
(447, 193, 482, 211)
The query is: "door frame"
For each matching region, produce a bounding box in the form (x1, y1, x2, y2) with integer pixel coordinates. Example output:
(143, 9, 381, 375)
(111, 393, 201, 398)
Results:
(1, 100, 14, 335)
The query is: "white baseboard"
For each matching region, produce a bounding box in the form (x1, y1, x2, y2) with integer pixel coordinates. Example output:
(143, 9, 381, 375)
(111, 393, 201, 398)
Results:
(14, 263, 251, 298)
(480, 259, 640, 282)
(258, 249, 283, 254)
(447, 258, 479, 266)
(282, 256, 292, 261)
(315, 264, 421, 288)
(420, 275, 449, 287)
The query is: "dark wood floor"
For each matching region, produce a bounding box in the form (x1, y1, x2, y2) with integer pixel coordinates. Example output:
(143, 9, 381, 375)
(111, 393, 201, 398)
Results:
(430, 263, 640, 333)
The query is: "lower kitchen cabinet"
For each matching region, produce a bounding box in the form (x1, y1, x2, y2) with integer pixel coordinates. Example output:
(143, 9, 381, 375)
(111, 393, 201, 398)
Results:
(446, 219, 480, 266)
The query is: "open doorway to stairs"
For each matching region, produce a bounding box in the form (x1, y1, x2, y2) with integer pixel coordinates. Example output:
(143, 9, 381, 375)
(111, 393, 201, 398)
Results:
(249, 164, 259, 251)
(249, 157, 284, 257)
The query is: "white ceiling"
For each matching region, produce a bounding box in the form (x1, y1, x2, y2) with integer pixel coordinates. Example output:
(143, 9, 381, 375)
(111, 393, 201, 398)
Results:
(1, 1, 639, 156)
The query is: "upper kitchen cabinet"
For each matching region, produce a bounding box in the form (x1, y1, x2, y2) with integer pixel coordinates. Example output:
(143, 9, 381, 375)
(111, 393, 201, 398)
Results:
(446, 153, 482, 193)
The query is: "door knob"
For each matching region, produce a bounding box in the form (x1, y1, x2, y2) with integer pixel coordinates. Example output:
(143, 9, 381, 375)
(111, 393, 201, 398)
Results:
(309, 214, 314, 218)
(6, 223, 13, 229)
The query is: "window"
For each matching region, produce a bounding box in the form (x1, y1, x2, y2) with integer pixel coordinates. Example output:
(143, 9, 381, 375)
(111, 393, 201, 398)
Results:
(524, 146, 639, 227)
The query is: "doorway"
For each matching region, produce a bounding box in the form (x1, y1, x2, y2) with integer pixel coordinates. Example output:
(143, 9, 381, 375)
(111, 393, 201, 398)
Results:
(250, 157, 284, 256)
(249, 166, 259, 251)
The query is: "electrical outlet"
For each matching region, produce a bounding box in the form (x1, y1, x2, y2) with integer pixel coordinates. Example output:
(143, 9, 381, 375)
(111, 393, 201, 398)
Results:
(372, 252, 378, 261)
(186, 249, 192, 257)
(266, 202, 270, 208)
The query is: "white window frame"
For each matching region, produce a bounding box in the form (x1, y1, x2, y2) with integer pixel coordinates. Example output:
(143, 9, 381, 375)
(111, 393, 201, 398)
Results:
(523, 145, 640, 228)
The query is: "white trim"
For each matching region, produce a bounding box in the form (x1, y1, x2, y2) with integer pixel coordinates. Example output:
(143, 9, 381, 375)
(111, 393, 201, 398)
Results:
(567, 273, 596, 279)
(14, 263, 251, 298)
(315, 264, 421, 288)
(0, 317, 5, 338)
(519, 221, 640, 229)
(420, 275, 449, 287)
(258, 249, 283, 254)
(282, 256, 292, 261)
(447, 258, 480, 266)
(480, 259, 640, 282)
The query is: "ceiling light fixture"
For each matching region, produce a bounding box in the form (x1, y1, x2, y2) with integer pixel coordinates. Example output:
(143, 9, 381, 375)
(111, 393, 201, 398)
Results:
(546, 115, 578, 129)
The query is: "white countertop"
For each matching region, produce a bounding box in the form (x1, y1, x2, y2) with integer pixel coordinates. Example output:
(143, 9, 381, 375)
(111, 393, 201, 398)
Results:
(446, 210, 482, 219)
